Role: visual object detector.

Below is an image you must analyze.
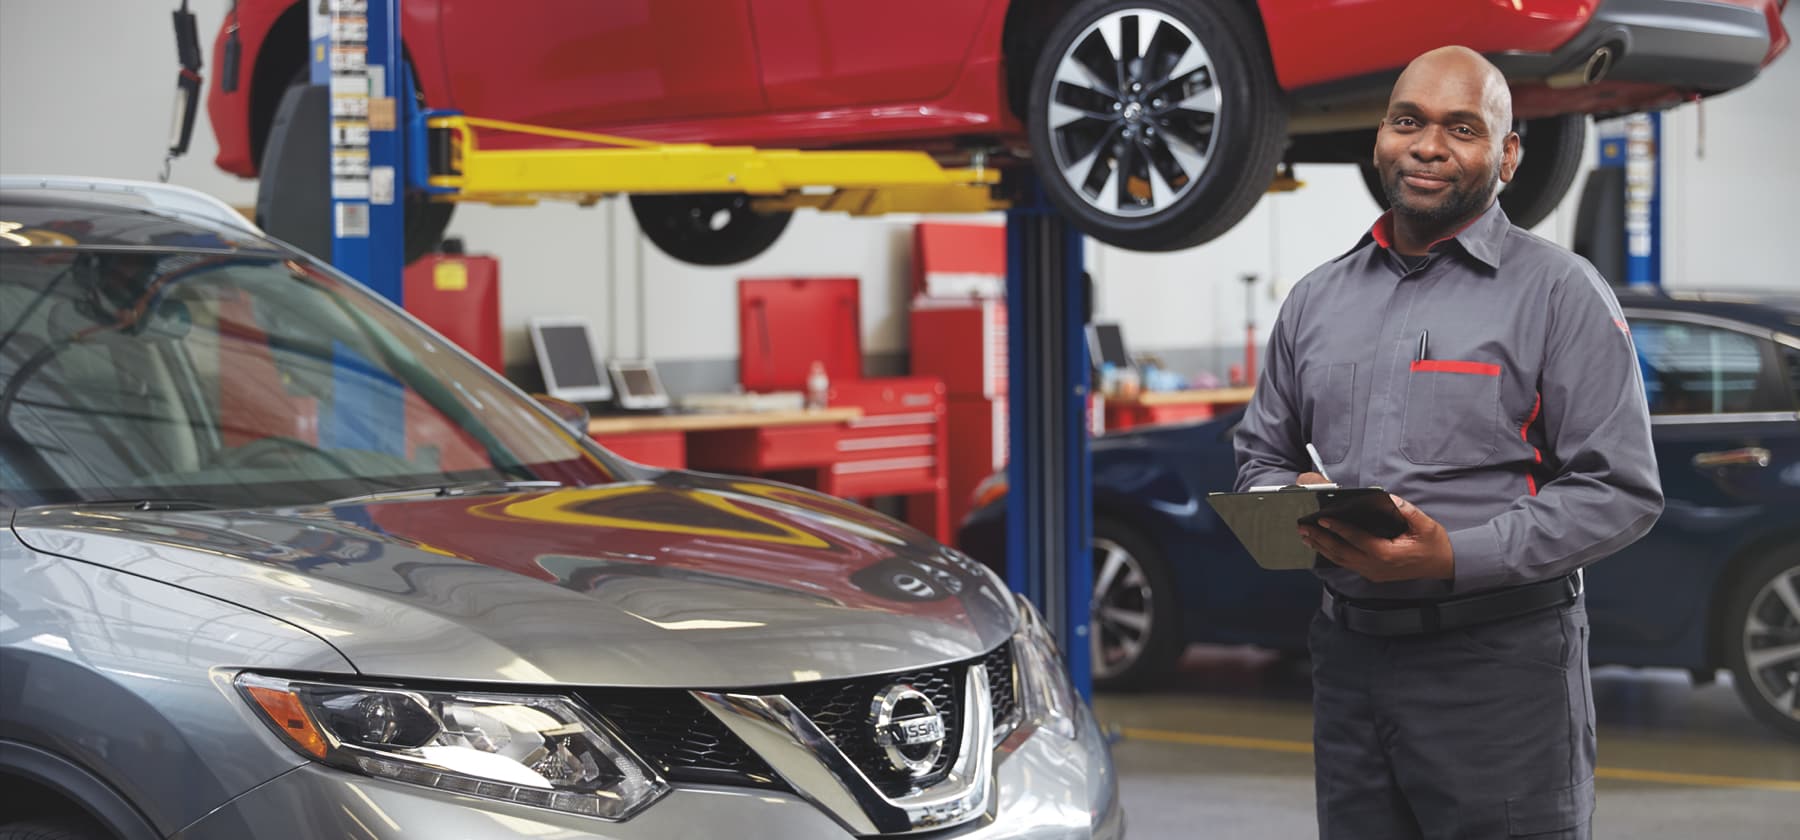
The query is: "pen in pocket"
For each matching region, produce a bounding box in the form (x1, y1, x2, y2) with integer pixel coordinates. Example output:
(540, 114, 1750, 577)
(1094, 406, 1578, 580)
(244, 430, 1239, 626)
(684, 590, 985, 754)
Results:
(1417, 330, 1429, 362)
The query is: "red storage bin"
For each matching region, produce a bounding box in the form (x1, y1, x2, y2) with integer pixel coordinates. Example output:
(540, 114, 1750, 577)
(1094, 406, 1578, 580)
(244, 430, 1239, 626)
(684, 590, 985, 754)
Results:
(912, 222, 1004, 299)
(911, 298, 1006, 398)
(738, 277, 863, 392)
(405, 253, 503, 372)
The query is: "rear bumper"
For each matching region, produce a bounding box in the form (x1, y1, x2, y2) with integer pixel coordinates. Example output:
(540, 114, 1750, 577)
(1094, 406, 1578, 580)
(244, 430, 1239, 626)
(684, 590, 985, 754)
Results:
(1497, 0, 1787, 93)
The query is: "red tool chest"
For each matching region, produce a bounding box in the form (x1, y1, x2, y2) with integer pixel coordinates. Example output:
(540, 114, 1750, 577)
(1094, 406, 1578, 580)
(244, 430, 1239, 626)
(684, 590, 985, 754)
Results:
(822, 376, 949, 541)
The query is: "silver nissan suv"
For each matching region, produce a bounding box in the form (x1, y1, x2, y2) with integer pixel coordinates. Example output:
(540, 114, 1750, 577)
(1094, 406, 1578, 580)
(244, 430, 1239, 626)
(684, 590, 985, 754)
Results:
(0, 177, 1123, 840)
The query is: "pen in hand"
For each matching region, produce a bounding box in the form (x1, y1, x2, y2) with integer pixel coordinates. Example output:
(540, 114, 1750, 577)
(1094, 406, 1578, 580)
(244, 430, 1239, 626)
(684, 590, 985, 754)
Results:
(1304, 442, 1333, 485)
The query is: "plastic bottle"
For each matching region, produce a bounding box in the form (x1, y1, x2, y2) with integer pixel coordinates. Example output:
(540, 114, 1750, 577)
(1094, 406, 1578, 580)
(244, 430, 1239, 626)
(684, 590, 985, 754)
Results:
(806, 360, 830, 410)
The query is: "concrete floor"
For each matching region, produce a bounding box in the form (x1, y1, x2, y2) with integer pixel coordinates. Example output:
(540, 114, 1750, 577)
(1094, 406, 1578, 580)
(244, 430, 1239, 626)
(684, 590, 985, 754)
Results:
(1093, 646, 1800, 839)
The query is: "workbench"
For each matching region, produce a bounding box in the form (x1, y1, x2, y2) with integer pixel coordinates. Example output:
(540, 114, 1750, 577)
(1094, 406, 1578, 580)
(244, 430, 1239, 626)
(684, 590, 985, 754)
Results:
(1103, 387, 1256, 432)
(587, 383, 949, 543)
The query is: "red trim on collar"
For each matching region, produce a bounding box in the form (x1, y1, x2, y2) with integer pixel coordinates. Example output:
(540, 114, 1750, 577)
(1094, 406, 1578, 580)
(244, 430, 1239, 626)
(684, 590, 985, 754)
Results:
(1368, 208, 1486, 253)
(1371, 211, 1395, 249)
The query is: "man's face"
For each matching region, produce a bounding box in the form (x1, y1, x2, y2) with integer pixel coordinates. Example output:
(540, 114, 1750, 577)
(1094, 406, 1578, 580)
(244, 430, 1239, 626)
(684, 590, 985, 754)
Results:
(1374, 66, 1519, 228)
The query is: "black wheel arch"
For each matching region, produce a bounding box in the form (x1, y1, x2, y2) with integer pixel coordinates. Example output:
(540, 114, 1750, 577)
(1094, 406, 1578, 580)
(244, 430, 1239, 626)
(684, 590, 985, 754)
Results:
(0, 740, 160, 840)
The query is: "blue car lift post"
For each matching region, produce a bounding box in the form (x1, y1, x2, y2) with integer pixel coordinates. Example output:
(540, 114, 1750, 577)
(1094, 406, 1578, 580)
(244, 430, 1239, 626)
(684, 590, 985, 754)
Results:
(1005, 178, 1094, 701)
(330, 2, 1096, 699)
(314, 0, 405, 299)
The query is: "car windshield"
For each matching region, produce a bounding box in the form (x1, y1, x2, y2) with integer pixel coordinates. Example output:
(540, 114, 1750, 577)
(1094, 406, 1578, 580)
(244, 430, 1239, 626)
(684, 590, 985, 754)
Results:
(0, 248, 619, 509)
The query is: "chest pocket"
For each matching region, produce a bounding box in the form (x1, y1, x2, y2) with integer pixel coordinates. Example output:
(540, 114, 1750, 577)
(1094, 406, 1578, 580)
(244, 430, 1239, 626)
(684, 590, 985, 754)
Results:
(1401, 360, 1503, 466)
(1301, 362, 1356, 464)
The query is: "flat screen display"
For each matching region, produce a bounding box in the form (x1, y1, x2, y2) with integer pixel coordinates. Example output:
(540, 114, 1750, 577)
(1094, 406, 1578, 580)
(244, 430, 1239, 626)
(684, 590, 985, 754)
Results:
(540, 325, 602, 388)
(618, 366, 659, 397)
(1090, 323, 1131, 368)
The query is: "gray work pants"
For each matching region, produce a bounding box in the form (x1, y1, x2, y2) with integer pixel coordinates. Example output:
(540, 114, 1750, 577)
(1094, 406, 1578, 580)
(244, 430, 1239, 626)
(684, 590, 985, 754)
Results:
(1310, 595, 1596, 839)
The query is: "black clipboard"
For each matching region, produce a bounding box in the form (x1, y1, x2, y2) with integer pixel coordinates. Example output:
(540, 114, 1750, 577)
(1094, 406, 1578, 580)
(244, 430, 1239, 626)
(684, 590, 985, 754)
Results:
(1206, 485, 1406, 570)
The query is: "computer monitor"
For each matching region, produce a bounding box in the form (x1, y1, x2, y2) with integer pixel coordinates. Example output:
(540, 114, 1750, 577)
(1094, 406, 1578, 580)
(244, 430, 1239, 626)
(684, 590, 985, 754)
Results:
(1087, 322, 1133, 370)
(607, 359, 671, 411)
(529, 317, 613, 404)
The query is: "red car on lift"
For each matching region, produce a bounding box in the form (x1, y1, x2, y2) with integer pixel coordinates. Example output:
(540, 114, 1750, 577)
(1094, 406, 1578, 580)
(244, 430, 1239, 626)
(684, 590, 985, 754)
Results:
(207, 0, 1789, 265)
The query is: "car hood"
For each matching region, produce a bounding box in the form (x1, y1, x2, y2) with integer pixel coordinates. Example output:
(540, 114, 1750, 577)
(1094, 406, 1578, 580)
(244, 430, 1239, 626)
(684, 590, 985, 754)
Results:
(11, 473, 1017, 687)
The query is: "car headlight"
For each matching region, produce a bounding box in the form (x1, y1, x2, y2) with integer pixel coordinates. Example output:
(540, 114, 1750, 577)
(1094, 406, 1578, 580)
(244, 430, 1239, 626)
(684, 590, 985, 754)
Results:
(236, 673, 667, 820)
(1011, 594, 1077, 740)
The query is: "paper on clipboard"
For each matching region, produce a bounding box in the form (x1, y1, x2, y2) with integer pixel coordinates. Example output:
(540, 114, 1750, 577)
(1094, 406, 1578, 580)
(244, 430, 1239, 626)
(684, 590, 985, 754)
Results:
(1207, 485, 1404, 570)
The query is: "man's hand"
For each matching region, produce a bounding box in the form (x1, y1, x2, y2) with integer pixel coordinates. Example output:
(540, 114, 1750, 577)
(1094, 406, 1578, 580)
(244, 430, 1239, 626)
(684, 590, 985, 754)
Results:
(1296, 472, 1331, 486)
(1299, 495, 1455, 583)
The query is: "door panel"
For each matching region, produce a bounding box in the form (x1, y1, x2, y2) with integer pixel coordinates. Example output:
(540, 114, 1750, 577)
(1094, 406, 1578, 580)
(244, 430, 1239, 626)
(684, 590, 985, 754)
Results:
(750, 0, 992, 110)
(434, 0, 764, 129)
(1586, 317, 1800, 660)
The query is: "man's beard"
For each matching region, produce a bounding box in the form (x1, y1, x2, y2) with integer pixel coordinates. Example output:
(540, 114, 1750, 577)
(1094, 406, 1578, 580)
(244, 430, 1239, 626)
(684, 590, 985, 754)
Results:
(1383, 165, 1500, 229)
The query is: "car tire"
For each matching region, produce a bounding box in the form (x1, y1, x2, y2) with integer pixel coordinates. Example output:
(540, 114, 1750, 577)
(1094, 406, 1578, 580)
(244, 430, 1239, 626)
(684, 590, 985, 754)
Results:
(629, 193, 793, 266)
(1722, 547, 1800, 739)
(1090, 518, 1182, 691)
(257, 73, 453, 264)
(1026, 0, 1287, 252)
(1357, 114, 1587, 232)
(0, 817, 109, 840)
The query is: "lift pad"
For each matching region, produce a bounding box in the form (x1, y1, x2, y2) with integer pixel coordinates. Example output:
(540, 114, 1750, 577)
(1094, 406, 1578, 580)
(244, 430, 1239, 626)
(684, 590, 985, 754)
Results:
(423, 114, 1008, 216)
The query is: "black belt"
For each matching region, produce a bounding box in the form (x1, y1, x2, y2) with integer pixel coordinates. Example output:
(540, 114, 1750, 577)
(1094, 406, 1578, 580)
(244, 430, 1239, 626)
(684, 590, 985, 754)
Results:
(1322, 572, 1582, 637)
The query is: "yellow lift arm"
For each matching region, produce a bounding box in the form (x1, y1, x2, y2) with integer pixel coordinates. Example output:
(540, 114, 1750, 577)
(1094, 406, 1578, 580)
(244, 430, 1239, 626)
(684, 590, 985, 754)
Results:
(426, 116, 1009, 216)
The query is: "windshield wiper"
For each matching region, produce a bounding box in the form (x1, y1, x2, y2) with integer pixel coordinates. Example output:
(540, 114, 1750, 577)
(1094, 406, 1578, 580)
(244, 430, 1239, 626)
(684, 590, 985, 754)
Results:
(323, 479, 565, 507)
(42, 498, 224, 512)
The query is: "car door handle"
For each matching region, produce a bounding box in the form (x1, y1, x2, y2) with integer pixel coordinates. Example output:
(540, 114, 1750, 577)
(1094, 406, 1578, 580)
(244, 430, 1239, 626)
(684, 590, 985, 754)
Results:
(1691, 447, 1771, 469)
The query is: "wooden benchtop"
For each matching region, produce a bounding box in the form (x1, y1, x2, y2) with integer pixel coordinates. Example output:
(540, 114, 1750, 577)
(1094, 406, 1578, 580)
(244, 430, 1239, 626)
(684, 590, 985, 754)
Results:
(587, 406, 863, 435)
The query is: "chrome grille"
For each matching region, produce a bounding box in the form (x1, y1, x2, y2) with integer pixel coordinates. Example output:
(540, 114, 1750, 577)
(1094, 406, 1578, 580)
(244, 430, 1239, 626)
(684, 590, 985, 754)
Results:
(578, 642, 1018, 798)
(780, 663, 963, 797)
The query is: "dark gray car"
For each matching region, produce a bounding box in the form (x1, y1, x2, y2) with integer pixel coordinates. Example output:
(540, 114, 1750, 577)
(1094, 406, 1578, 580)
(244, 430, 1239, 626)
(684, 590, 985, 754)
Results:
(0, 177, 1122, 840)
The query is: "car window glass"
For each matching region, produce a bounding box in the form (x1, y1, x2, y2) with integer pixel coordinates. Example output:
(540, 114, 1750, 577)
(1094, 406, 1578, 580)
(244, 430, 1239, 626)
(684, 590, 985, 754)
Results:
(1783, 343, 1800, 406)
(1, 251, 617, 508)
(1628, 319, 1777, 415)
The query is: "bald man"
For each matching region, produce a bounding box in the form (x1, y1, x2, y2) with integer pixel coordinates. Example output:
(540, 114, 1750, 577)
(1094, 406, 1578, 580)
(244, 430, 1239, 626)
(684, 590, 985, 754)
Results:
(1234, 47, 1662, 839)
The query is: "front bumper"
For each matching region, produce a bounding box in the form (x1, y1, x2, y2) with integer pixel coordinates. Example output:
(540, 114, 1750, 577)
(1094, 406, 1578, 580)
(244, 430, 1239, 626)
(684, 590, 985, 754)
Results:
(173, 705, 1123, 840)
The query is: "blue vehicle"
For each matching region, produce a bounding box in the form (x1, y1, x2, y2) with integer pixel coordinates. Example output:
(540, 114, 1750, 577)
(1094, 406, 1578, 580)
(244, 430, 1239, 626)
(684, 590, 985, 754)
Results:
(959, 289, 1800, 739)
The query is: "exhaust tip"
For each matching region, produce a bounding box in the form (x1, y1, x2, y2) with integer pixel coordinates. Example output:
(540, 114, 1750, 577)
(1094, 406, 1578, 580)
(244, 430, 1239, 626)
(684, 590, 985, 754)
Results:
(1586, 46, 1616, 85)
(1547, 46, 1616, 89)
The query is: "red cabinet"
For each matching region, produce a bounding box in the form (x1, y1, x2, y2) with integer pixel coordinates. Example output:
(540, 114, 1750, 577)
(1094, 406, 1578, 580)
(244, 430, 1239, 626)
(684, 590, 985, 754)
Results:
(403, 254, 502, 372)
(822, 377, 949, 542)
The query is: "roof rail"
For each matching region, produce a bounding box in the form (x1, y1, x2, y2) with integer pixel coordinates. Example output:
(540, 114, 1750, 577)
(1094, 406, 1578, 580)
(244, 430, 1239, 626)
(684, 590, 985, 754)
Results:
(0, 175, 263, 238)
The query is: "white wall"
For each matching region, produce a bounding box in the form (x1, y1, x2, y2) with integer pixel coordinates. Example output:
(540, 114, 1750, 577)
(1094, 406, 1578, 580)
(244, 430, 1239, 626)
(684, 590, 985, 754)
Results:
(2, 1, 1793, 383)
(1661, 8, 1800, 292)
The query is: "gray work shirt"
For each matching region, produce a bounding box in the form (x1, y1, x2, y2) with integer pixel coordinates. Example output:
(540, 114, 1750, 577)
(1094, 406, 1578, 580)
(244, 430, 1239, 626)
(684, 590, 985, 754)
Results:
(1233, 200, 1665, 601)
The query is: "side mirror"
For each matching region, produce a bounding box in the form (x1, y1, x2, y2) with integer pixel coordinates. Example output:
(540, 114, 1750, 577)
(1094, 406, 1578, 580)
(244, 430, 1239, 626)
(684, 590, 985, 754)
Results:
(532, 393, 591, 435)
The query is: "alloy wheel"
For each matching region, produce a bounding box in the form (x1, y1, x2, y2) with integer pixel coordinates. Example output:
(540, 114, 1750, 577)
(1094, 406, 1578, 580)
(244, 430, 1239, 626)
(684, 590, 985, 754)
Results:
(1047, 8, 1220, 218)
(1742, 562, 1800, 723)
(1091, 536, 1156, 680)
